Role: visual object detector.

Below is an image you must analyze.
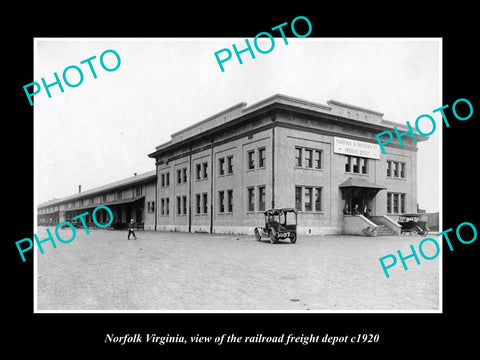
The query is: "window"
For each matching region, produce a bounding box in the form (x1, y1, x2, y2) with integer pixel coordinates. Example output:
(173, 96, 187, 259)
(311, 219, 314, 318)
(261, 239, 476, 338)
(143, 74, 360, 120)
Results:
(227, 190, 233, 213)
(247, 187, 255, 212)
(182, 196, 187, 215)
(177, 169, 182, 184)
(161, 174, 165, 187)
(296, 147, 322, 169)
(196, 164, 201, 180)
(177, 196, 181, 215)
(196, 194, 201, 214)
(219, 191, 225, 213)
(304, 187, 312, 211)
(345, 156, 368, 174)
(295, 186, 322, 212)
(227, 156, 233, 174)
(202, 162, 208, 179)
(387, 160, 406, 179)
(219, 158, 225, 176)
(304, 149, 312, 168)
(295, 147, 302, 167)
(182, 168, 187, 183)
(258, 148, 266, 168)
(352, 157, 360, 173)
(116, 190, 122, 200)
(102, 194, 107, 202)
(345, 156, 351, 172)
(202, 193, 208, 214)
(314, 187, 322, 211)
(165, 198, 169, 215)
(258, 186, 266, 211)
(161, 199, 165, 215)
(387, 192, 406, 214)
(315, 150, 322, 169)
(148, 201, 155, 213)
(361, 158, 368, 174)
(248, 150, 255, 170)
(295, 186, 302, 211)
(165, 172, 170, 186)
(135, 186, 142, 197)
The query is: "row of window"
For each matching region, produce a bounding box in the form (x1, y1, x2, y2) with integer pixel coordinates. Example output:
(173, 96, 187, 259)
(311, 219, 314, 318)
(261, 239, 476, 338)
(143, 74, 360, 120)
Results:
(247, 148, 266, 170)
(158, 186, 323, 217)
(295, 147, 322, 169)
(295, 186, 323, 212)
(64, 186, 143, 209)
(159, 150, 407, 188)
(345, 155, 368, 174)
(160, 150, 261, 188)
(99, 189, 407, 217)
(159, 187, 265, 216)
(247, 186, 266, 212)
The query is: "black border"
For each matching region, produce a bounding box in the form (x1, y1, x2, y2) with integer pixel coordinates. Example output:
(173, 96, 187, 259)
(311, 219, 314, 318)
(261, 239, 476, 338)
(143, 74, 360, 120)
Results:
(6, 6, 479, 356)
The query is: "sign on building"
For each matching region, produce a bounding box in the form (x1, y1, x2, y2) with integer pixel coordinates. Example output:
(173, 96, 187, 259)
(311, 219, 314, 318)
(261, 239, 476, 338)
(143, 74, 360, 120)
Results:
(334, 137, 380, 159)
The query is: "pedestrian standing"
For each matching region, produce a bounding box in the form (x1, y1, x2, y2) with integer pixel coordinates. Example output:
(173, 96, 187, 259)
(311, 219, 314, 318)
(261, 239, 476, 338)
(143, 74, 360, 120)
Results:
(127, 218, 137, 240)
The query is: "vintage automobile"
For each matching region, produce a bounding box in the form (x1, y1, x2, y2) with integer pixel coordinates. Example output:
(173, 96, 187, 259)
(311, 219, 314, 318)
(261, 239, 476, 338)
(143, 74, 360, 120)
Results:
(254, 208, 298, 244)
(398, 213, 430, 236)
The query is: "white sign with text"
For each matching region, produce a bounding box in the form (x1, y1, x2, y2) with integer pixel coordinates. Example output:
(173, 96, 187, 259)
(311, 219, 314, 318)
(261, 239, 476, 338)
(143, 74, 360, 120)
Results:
(334, 137, 380, 159)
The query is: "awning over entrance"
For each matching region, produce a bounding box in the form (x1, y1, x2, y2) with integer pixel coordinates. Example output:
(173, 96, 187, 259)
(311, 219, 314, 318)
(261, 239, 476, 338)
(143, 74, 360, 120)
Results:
(339, 177, 385, 200)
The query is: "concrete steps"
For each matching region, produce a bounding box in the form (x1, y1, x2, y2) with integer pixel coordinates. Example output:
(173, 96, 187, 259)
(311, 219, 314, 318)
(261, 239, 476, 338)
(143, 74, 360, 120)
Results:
(376, 224, 396, 236)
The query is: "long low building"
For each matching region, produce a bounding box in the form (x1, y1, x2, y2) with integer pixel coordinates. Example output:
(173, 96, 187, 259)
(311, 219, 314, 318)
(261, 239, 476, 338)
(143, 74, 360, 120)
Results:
(38, 94, 427, 235)
(37, 170, 157, 229)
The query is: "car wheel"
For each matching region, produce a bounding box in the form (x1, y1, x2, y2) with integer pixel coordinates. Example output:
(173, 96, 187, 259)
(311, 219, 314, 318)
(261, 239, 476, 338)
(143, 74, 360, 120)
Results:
(254, 228, 261, 241)
(269, 231, 278, 244)
(416, 226, 426, 236)
(290, 233, 297, 244)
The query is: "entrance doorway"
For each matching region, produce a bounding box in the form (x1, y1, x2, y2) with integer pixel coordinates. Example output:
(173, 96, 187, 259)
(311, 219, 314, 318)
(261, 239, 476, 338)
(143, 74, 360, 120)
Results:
(339, 177, 385, 217)
(347, 196, 372, 216)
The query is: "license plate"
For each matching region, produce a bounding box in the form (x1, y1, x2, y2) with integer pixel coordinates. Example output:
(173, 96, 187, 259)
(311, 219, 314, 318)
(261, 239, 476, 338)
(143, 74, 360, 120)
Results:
(278, 232, 290, 238)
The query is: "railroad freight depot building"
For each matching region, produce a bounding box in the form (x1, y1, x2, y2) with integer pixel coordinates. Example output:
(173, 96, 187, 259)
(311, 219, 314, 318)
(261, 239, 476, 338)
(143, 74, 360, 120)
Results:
(38, 94, 426, 236)
(148, 94, 426, 236)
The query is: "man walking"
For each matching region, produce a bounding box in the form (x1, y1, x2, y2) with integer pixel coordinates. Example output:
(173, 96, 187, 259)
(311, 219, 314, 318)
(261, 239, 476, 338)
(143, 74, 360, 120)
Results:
(127, 218, 137, 240)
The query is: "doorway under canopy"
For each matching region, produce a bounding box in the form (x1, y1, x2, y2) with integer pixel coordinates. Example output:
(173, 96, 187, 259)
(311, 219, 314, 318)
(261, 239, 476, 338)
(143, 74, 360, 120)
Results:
(339, 177, 385, 216)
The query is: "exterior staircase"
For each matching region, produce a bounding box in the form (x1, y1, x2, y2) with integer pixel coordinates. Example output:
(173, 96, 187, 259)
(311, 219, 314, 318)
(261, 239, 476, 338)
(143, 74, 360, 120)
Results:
(375, 224, 396, 236)
(369, 215, 401, 236)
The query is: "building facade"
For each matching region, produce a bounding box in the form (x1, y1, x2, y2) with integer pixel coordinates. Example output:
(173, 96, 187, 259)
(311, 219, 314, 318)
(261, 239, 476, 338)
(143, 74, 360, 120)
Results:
(148, 94, 426, 235)
(38, 94, 426, 236)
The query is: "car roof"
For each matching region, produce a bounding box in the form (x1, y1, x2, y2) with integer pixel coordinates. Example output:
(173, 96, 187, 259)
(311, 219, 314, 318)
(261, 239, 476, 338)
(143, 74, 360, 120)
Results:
(400, 213, 422, 217)
(264, 208, 298, 215)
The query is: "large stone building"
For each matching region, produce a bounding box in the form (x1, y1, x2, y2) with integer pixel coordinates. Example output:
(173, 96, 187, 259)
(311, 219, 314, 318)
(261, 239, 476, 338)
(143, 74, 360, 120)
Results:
(147, 94, 426, 235)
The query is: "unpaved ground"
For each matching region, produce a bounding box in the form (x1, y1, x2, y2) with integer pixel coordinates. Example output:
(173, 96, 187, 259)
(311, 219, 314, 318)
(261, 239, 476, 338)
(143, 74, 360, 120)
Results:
(36, 228, 439, 311)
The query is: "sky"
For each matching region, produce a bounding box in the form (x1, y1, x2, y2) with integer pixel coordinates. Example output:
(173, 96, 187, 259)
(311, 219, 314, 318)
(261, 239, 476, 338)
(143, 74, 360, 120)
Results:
(34, 38, 441, 212)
